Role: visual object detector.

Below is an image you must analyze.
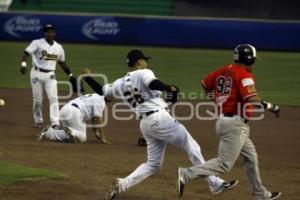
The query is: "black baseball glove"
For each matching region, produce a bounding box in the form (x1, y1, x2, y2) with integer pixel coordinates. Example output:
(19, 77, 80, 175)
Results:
(69, 76, 85, 93)
(165, 85, 180, 104)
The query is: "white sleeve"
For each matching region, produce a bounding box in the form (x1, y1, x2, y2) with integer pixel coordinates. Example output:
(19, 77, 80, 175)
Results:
(25, 40, 37, 55)
(58, 46, 65, 62)
(103, 83, 117, 97)
(103, 79, 122, 97)
(141, 69, 157, 86)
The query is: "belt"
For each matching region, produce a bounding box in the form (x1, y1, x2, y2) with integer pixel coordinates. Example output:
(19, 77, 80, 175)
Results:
(34, 67, 53, 73)
(139, 108, 168, 119)
(71, 103, 80, 109)
(222, 113, 248, 124)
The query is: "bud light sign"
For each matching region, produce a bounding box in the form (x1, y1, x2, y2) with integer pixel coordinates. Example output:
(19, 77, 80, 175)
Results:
(82, 18, 120, 40)
(4, 15, 42, 38)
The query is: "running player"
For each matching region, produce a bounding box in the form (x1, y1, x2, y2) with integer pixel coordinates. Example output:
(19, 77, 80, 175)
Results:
(177, 44, 281, 200)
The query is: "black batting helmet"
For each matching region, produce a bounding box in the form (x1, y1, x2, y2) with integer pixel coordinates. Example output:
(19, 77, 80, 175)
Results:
(233, 44, 257, 66)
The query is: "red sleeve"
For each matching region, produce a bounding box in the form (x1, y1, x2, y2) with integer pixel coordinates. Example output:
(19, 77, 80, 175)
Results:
(238, 72, 258, 100)
(202, 71, 217, 91)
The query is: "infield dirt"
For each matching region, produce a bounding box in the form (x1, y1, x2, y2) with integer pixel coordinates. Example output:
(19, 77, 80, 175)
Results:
(0, 88, 299, 200)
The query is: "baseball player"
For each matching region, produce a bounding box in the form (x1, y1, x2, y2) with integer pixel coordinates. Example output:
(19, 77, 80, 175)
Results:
(39, 93, 111, 144)
(20, 24, 78, 129)
(177, 44, 281, 200)
(82, 49, 238, 200)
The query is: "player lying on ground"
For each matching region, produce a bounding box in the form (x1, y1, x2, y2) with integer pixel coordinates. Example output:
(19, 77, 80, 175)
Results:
(20, 24, 83, 129)
(39, 93, 111, 144)
(177, 44, 281, 200)
(82, 49, 238, 200)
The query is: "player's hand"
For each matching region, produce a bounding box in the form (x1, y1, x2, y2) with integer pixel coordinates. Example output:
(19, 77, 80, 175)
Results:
(20, 67, 27, 75)
(270, 104, 280, 118)
(81, 68, 91, 75)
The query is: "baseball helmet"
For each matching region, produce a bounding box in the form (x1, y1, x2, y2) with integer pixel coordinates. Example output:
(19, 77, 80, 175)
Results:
(233, 44, 257, 66)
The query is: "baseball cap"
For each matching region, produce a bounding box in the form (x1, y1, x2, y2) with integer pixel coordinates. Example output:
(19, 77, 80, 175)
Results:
(43, 24, 55, 32)
(126, 49, 151, 66)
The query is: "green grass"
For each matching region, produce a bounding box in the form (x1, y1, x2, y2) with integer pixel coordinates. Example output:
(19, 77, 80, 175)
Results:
(0, 161, 64, 185)
(0, 41, 299, 105)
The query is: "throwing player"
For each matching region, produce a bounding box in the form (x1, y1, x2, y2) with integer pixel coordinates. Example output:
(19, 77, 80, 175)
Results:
(39, 93, 111, 144)
(20, 24, 78, 128)
(82, 49, 238, 200)
(177, 44, 281, 200)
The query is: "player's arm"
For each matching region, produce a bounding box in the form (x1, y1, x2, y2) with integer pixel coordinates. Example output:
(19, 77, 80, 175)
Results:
(20, 51, 30, 75)
(148, 79, 177, 92)
(149, 79, 179, 104)
(91, 117, 111, 144)
(142, 69, 179, 104)
(58, 61, 73, 77)
(20, 40, 37, 75)
(247, 96, 280, 117)
(59, 61, 86, 94)
(81, 68, 104, 95)
(201, 71, 216, 100)
(239, 77, 280, 117)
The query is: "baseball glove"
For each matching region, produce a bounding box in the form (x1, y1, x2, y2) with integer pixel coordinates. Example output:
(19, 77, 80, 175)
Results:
(69, 76, 85, 93)
(165, 85, 180, 104)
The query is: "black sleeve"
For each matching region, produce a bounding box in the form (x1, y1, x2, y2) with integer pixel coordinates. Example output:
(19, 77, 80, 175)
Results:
(24, 51, 30, 56)
(84, 76, 103, 95)
(148, 79, 171, 92)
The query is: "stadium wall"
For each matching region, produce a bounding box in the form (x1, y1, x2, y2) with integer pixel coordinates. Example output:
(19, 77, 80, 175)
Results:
(1, 12, 300, 51)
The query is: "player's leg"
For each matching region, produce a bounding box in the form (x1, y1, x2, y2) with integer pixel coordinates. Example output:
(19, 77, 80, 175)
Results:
(39, 105, 70, 141)
(241, 138, 273, 200)
(60, 104, 87, 142)
(30, 68, 43, 126)
(179, 117, 247, 186)
(117, 138, 166, 192)
(106, 115, 167, 198)
(40, 126, 69, 141)
(44, 72, 59, 127)
(168, 120, 225, 191)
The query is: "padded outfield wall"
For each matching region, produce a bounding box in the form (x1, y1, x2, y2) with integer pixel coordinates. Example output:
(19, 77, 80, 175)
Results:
(0, 12, 300, 51)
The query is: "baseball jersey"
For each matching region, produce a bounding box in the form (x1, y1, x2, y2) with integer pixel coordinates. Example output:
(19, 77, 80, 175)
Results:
(202, 64, 258, 118)
(103, 69, 168, 115)
(69, 93, 105, 121)
(25, 38, 65, 71)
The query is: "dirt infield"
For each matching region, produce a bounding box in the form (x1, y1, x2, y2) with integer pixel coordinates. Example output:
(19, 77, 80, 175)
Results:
(0, 88, 299, 200)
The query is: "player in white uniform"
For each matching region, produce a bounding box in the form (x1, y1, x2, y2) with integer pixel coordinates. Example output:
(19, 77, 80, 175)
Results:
(82, 49, 238, 200)
(20, 24, 76, 128)
(39, 93, 111, 144)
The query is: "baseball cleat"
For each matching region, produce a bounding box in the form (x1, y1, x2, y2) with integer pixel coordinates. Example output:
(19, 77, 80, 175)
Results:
(34, 122, 43, 128)
(64, 127, 79, 143)
(177, 168, 185, 198)
(268, 192, 282, 200)
(105, 178, 121, 200)
(211, 180, 239, 195)
(39, 126, 50, 141)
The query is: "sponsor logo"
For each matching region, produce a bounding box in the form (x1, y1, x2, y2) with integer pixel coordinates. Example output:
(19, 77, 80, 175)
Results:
(82, 18, 120, 40)
(4, 15, 42, 38)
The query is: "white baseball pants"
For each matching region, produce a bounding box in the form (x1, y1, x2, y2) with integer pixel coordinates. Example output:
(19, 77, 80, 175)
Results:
(30, 67, 59, 126)
(43, 104, 87, 142)
(118, 109, 224, 193)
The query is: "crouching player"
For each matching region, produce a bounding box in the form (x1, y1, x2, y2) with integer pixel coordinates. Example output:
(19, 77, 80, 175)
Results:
(39, 93, 111, 144)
